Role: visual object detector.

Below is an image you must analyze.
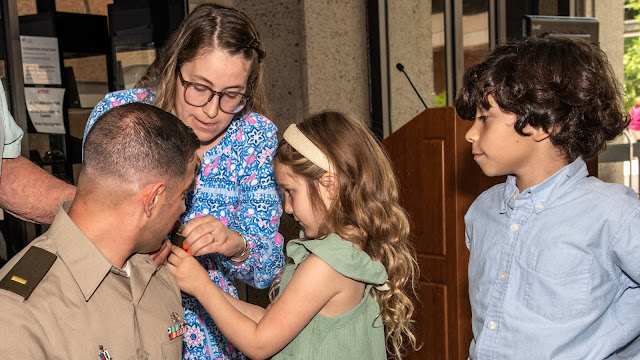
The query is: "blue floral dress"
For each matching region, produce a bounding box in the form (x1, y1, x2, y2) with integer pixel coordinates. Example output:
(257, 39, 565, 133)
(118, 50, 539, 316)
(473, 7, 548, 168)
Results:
(84, 88, 285, 359)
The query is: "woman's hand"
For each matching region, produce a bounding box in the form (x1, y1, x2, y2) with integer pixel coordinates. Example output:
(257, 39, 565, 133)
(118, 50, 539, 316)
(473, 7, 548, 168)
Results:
(167, 245, 211, 297)
(181, 215, 246, 258)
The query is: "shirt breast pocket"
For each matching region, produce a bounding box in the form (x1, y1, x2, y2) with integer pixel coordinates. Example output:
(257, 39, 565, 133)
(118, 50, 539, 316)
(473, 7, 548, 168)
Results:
(161, 337, 183, 360)
(523, 245, 593, 321)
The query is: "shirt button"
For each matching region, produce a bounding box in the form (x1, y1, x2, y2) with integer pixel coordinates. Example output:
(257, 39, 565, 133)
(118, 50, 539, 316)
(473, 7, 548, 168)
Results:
(510, 224, 519, 231)
(512, 193, 518, 200)
(537, 204, 544, 210)
(488, 321, 498, 330)
(499, 273, 507, 280)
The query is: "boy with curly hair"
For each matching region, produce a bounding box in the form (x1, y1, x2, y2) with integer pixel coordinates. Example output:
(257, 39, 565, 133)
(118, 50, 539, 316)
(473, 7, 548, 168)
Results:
(456, 36, 640, 359)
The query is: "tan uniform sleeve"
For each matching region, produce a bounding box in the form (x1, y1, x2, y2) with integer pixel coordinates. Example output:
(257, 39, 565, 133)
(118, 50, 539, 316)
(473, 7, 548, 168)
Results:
(0, 294, 51, 359)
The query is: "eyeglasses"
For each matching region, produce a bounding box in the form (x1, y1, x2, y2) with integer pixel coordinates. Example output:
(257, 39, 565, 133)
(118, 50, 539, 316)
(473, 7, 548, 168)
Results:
(178, 69, 250, 114)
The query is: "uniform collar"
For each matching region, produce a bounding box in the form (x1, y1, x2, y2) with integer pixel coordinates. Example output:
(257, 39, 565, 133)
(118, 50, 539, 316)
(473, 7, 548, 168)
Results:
(49, 201, 157, 302)
(499, 157, 588, 214)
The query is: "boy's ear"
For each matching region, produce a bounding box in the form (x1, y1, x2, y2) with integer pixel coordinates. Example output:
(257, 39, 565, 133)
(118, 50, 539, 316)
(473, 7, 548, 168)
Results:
(142, 181, 166, 218)
(319, 172, 338, 199)
(528, 125, 552, 142)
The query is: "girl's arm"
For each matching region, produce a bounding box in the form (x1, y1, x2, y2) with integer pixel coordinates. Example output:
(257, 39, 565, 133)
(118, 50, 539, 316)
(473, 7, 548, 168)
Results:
(215, 283, 267, 323)
(168, 245, 341, 360)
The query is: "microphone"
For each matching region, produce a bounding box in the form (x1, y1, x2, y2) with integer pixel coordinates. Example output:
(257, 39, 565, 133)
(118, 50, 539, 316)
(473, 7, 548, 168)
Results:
(396, 63, 428, 109)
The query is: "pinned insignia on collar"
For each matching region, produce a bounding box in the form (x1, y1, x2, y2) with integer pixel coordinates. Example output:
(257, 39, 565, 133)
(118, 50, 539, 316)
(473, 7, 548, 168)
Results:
(170, 312, 180, 324)
(98, 345, 112, 360)
(168, 312, 186, 340)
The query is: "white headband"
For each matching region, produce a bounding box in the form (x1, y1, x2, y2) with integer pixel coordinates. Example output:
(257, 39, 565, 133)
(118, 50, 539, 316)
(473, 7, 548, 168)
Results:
(283, 124, 333, 172)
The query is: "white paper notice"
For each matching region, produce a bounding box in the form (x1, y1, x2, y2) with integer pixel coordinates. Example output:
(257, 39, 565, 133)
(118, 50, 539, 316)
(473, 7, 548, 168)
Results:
(20, 36, 62, 85)
(24, 87, 66, 134)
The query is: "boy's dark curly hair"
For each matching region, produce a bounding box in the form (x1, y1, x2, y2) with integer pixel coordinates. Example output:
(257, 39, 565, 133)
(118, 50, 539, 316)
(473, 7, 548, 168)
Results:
(455, 36, 629, 161)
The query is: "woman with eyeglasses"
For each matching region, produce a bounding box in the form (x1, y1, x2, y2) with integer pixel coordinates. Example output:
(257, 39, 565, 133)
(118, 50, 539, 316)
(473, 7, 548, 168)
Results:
(83, 4, 284, 359)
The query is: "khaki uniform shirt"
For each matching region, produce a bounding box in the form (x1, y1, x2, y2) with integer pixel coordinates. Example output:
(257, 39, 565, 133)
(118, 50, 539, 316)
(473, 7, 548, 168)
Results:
(0, 203, 184, 359)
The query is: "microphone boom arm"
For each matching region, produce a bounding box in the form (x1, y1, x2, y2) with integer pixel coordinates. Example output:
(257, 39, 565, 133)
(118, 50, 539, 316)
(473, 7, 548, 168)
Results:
(396, 63, 428, 109)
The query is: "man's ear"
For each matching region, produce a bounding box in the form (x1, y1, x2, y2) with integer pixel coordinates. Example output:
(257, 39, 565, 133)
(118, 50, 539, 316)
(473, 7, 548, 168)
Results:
(528, 125, 552, 142)
(142, 182, 166, 218)
(319, 172, 338, 200)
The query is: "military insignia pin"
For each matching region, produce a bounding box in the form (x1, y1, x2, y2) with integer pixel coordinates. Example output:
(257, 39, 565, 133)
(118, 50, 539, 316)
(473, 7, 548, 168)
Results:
(98, 345, 112, 360)
(168, 312, 187, 340)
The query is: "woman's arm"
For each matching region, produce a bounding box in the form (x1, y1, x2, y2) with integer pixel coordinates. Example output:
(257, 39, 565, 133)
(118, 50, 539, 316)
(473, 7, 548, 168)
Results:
(168, 246, 340, 360)
(224, 114, 285, 288)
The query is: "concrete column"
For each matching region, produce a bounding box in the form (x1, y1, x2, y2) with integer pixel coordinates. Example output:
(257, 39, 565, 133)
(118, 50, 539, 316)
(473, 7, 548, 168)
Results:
(594, 0, 634, 191)
(595, 0, 624, 82)
(236, 0, 370, 130)
(387, 0, 433, 132)
(234, 0, 307, 135)
(301, 0, 370, 125)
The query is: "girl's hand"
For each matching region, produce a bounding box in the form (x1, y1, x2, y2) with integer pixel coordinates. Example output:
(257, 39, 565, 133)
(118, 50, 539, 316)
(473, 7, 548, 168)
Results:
(181, 215, 246, 258)
(167, 245, 210, 297)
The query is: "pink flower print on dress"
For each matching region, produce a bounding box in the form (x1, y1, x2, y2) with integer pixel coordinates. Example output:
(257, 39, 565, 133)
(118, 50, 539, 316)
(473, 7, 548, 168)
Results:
(202, 158, 219, 177)
(219, 216, 228, 226)
(245, 152, 255, 166)
(273, 232, 284, 245)
(244, 173, 256, 185)
(246, 116, 257, 125)
(185, 327, 204, 346)
(202, 164, 216, 176)
(236, 127, 243, 141)
(136, 91, 149, 101)
(202, 157, 219, 176)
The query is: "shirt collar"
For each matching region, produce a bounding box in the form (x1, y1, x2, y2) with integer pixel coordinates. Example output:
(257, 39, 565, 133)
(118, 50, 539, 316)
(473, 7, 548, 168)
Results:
(499, 157, 588, 214)
(49, 201, 157, 302)
(48, 201, 113, 301)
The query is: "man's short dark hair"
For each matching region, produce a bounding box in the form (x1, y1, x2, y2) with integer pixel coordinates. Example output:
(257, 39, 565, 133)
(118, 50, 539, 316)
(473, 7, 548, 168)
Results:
(455, 36, 629, 161)
(83, 102, 199, 184)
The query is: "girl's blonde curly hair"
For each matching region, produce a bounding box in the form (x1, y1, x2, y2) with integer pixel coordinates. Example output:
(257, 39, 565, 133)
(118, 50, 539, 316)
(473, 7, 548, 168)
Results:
(274, 111, 420, 359)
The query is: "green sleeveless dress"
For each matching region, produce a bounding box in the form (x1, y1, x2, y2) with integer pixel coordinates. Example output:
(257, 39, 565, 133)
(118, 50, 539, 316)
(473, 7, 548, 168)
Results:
(271, 233, 388, 360)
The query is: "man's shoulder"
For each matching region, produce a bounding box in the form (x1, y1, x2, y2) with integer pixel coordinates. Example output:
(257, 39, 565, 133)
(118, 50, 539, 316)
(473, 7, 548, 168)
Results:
(0, 239, 58, 303)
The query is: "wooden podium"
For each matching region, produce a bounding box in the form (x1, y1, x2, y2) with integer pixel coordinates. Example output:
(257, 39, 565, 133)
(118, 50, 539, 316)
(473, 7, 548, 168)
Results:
(382, 107, 502, 359)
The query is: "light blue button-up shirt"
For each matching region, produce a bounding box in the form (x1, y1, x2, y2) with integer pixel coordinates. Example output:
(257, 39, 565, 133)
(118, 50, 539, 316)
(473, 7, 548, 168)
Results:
(466, 158, 640, 359)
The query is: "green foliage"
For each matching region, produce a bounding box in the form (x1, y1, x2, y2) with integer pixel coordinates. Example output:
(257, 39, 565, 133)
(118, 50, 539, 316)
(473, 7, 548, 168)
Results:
(433, 91, 447, 108)
(625, 0, 640, 109)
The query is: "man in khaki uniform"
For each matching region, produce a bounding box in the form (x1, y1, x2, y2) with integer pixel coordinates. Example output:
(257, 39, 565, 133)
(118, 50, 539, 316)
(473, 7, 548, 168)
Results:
(0, 102, 200, 359)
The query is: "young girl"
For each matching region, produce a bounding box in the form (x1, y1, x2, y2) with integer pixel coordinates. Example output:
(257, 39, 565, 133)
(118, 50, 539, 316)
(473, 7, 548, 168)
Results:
(83, 4, 283, 359)
(169, 111, 419, 359)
